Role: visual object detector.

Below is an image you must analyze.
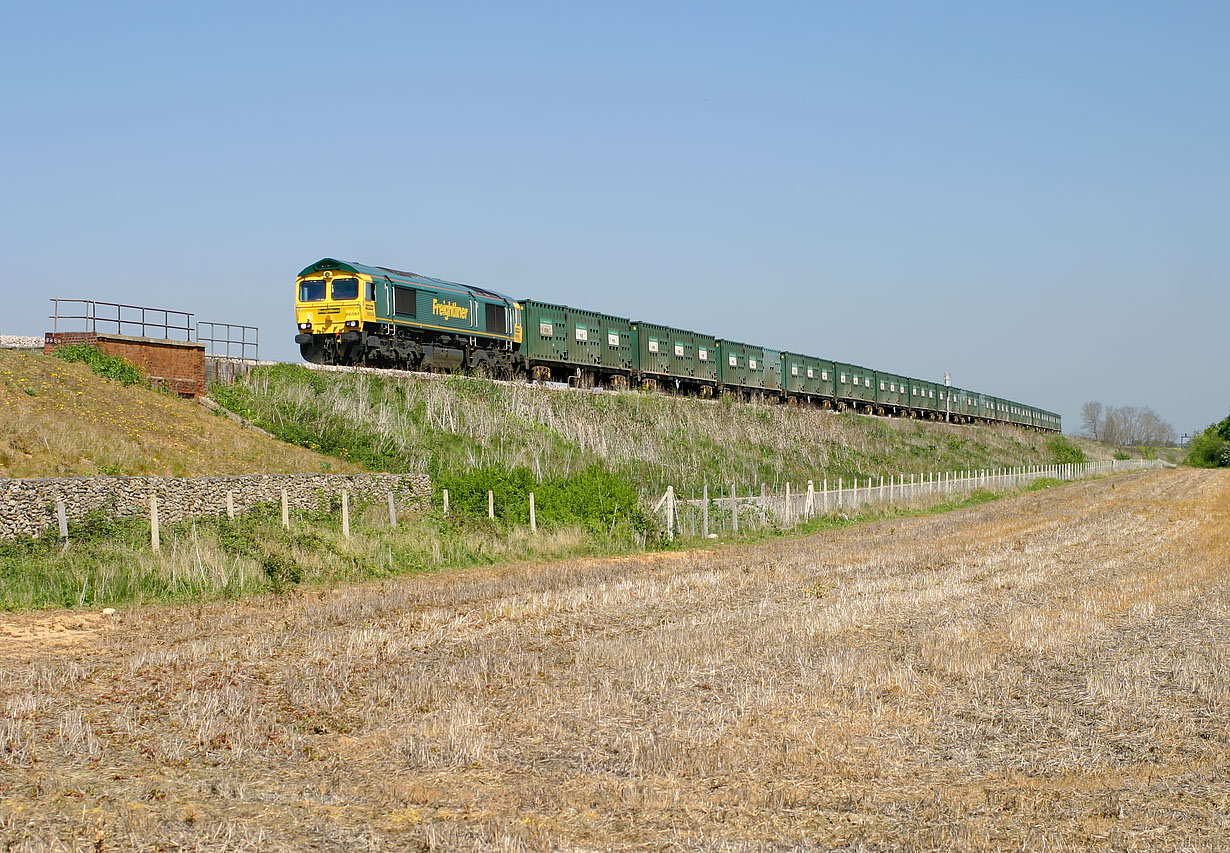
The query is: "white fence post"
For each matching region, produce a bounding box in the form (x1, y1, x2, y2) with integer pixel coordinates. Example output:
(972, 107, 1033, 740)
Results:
(150, 493, 161, 553)
(667, 486, 676, 540)
(702, 484, 709, 537)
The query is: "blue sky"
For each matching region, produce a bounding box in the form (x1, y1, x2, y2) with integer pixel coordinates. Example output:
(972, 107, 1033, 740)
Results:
(4, 1, 1227, 435)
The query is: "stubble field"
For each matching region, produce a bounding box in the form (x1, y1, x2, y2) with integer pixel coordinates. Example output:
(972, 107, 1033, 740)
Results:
(1, 468, 1227, 851)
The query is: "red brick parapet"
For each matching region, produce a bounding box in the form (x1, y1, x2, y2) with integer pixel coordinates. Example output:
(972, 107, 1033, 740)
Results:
(44, 333, 206, 397)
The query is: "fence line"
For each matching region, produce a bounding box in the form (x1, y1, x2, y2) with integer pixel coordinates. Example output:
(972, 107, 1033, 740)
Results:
(656, 458, 1167, 540)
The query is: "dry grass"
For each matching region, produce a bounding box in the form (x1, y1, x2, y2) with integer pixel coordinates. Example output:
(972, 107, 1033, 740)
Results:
(227, 364, 1117, 491)
(1, 469, 1227, 850)
(0, 350, 359, 477)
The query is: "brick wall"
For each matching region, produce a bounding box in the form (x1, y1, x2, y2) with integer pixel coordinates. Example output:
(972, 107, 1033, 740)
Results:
(45, 333, 206, 397)
(0, 472, 431, 540)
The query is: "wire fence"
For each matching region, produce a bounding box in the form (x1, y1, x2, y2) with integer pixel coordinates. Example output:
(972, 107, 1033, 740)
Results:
(654, 458, 1168, 540)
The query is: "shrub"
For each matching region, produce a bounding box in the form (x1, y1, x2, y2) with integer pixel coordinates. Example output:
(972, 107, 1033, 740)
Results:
(53, 344, 146, 386)
(1186, 425, 1230, 468)
(433, 465, 655, 541)
(1047, 435, 1086, 465)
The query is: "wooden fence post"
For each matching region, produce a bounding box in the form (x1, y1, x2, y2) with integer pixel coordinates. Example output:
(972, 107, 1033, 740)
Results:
(529, 492, 537, 533)
(666, 486, 676, 541)
(443, 488, 449, 517)
(281, 489, 289, 530)
(150, 493, 160, 553)
(702, 484, 709, 538)
(488, 490, 494, 520)
(56, 500, 68, 544)
(731, 483, 739, 533)
(388, 491, 397, 528)
(784, 482, 791, 526)
(226, 490, 235, 519)
(341, 489, 350, 538)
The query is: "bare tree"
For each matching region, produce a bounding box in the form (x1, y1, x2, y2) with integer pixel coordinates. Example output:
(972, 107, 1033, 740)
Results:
(1101, 405, 1177, 446)
(1080, 401, 1104, 440)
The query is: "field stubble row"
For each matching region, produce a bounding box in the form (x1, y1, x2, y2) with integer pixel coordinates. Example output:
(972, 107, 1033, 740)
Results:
(0, 468, 1227, 851)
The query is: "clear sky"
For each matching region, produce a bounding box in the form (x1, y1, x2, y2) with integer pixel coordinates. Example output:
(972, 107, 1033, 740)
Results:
(4, 1, 1227, 436)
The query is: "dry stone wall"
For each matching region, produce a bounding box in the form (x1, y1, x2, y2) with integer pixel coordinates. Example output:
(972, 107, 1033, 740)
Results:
(0, 473, 431, 540)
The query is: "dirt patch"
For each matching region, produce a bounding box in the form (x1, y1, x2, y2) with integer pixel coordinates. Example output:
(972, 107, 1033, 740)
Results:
(0, 610, 116, 658)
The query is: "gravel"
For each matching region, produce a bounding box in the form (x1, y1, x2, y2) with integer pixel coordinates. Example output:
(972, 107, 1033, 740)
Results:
(0, 335, 45, 349)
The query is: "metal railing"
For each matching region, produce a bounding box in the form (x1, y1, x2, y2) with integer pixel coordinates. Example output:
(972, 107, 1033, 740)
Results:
(197, 321, 259, 360)
(49, 299, 193, 342)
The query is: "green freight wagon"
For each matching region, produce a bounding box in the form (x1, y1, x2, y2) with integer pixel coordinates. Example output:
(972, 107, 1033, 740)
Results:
(909, 379, 938, 417)
(521, 299, 635, 387)
(633, 321, 718, 393)
(834, 362, 876, 410)
(876, 371, 909, 414)
(717, 340, 783, 395)
(782, 352, 832, 403)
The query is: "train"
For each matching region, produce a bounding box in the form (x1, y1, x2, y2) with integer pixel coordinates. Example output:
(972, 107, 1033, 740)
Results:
(294, 257, 1061, 432)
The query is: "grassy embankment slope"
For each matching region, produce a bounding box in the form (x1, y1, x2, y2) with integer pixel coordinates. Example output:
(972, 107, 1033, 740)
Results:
(0, 349, 357, 478)
(213, 363, 1120, 494)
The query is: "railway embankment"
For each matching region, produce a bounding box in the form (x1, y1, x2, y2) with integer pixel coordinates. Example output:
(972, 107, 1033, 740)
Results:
(211, 361, 1138, 496)
(0, 349, 1170, 611)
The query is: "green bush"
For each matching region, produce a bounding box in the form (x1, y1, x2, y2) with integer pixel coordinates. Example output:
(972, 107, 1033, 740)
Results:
(433, 465, 654, 541)
(1185, 415, 1230, 468)
(1046, 435, 1086, 465)
(1113, 450, 1131, 461)
(53, 344, 146, 386)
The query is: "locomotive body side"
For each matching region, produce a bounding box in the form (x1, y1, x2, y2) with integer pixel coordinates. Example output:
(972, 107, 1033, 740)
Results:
(295, 258, 524, 374)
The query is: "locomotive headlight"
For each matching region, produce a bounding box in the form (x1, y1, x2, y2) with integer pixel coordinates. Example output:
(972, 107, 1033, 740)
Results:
(345, 320, 359, 328)
(298, 322, 312, 330)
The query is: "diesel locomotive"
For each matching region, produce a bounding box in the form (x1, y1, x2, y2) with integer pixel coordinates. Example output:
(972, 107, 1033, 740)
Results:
(294, 257, 1061, 432)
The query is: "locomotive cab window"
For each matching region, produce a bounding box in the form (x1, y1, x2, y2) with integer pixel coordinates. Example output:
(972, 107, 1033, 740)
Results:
(300, 280, 327, 302)
(331, 278, 359, 300)
(365, 281, 376, 301)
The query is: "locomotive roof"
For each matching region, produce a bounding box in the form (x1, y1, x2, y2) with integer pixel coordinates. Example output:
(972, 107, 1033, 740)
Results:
(298, 258, 514, 302)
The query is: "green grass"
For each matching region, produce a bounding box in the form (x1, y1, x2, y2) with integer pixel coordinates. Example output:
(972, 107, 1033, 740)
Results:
(1, 470, 1083, 611)
(52, 343, 147, 386)
(0, 490, 658, 611)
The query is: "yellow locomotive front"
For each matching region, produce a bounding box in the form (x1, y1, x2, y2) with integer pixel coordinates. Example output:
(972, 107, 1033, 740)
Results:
(295, 270, 375, 336)
(295, 268, 379, 362)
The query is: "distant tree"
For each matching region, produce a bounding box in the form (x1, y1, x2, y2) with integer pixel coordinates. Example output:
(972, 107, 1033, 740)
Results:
(1186, 411, 1230, 468)
(1101, 405, 1177, 447)
(1080, 401, 1104, 440)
